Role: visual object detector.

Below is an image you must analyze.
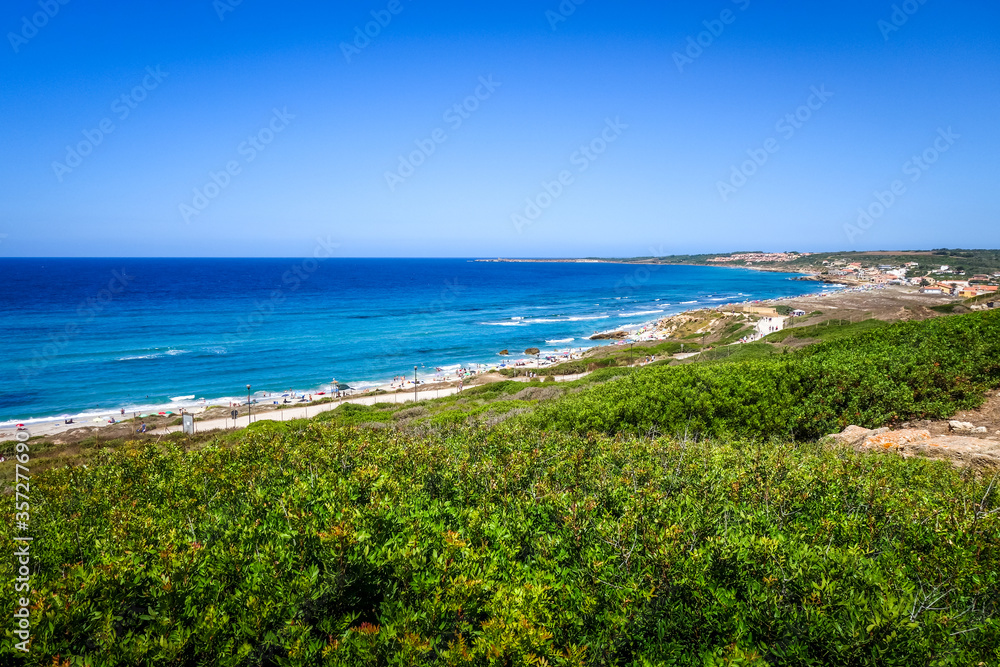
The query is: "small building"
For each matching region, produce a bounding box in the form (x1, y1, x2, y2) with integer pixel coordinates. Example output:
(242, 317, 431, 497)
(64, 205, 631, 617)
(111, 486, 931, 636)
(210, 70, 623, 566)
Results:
(920, 287, 943, 295)
(958, 286, 998, 298)
(791, 309, 806, 317)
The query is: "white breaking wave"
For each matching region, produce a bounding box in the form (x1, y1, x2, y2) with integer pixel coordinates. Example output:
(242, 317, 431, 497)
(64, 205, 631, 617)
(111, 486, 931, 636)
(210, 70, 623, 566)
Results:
(546, 338, 574, 344)
(525, 315, 609, 323)
(117, 349, 191, 361)
(618, 310, 664, 317)
(170, 395, 196, 402)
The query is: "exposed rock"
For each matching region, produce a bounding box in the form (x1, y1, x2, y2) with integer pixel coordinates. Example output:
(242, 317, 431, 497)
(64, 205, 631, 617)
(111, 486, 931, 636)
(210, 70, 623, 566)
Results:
(859, 429, 931, 450)
(589, 330, 628, 340)
(906, 436, 1000, 471)
(826, 425, 1000, 472)
(825, 425, 887, 447)
(949, 420, 976, 433)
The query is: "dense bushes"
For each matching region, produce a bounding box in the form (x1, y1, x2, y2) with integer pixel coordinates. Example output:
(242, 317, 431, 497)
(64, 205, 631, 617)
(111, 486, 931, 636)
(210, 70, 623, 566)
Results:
(2, 424, 998, 665)
(531, 311, 1000, 439)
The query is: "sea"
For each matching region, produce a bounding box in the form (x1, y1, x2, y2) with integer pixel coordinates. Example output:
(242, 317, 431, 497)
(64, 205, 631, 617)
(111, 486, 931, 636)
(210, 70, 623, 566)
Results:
(0, 258, 837, 424)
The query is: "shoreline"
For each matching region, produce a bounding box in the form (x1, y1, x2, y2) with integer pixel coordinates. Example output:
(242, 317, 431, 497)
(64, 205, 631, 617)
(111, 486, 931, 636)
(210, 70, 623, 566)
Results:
(2, 282, 853, 440)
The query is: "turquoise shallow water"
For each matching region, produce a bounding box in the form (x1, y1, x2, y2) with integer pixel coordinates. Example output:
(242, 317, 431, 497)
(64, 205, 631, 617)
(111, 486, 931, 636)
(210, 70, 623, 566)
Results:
(0, 258, 833, 423)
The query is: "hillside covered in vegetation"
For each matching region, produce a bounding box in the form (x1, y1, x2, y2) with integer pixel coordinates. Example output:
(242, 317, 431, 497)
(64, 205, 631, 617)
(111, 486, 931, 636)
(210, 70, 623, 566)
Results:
(3, 311, 1000, 666)
(622, 248, 1000, 278)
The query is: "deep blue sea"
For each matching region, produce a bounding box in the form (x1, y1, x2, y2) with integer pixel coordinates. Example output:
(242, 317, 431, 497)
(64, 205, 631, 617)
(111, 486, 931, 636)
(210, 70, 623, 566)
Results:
(0, 259, 834, 423)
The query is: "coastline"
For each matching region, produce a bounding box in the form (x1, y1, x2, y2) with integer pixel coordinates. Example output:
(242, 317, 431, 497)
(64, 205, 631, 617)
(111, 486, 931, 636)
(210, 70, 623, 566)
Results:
(475, 257, 822, 273)
(2, 280, 852, 441)
(476, 257, 864, 283)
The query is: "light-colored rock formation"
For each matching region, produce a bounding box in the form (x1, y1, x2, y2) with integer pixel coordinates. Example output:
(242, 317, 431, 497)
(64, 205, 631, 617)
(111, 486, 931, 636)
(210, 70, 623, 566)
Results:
(826, 425, 1000, 472)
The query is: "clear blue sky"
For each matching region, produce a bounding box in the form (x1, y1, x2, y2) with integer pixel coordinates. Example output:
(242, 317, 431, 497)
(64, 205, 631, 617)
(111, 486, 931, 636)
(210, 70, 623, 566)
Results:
(1, 1, 997, 257)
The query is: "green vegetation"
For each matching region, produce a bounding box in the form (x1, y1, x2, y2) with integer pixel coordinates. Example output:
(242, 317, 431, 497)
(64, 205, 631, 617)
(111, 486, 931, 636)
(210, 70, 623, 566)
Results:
(4, 311, 1000, 665)
(4, 425, 998, 665)
(312, 381, 556, 431)
(762, 318, 888, 344)
(531, 311, 1000, 440)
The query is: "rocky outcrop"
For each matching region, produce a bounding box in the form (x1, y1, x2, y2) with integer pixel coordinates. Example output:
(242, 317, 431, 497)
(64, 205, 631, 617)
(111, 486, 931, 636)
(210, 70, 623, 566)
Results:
(949, 420, 988, 434)
(589, 330, 628, 340)
(826, 425, 1000, 472)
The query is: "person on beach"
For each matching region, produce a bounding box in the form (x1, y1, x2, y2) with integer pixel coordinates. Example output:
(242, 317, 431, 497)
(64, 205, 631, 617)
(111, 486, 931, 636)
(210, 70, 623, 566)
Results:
(137, 421, 147, 433)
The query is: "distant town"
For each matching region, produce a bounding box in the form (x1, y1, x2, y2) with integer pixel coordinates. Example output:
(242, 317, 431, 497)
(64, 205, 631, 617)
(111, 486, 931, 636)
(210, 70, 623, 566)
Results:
(703, 251, 1000, 298)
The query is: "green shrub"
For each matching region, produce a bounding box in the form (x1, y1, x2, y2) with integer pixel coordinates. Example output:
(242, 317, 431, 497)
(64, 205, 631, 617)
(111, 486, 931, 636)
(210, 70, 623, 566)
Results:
(531, 311, 1000, 440)
(5, 425, 997, 665)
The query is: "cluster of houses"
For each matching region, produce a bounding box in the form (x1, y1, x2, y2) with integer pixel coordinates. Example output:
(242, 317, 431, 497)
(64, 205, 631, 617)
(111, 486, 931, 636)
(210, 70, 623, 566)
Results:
(707, 252, 812, 264)
(823, 260, 1000, 299)
(824, 260, 922, 284)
